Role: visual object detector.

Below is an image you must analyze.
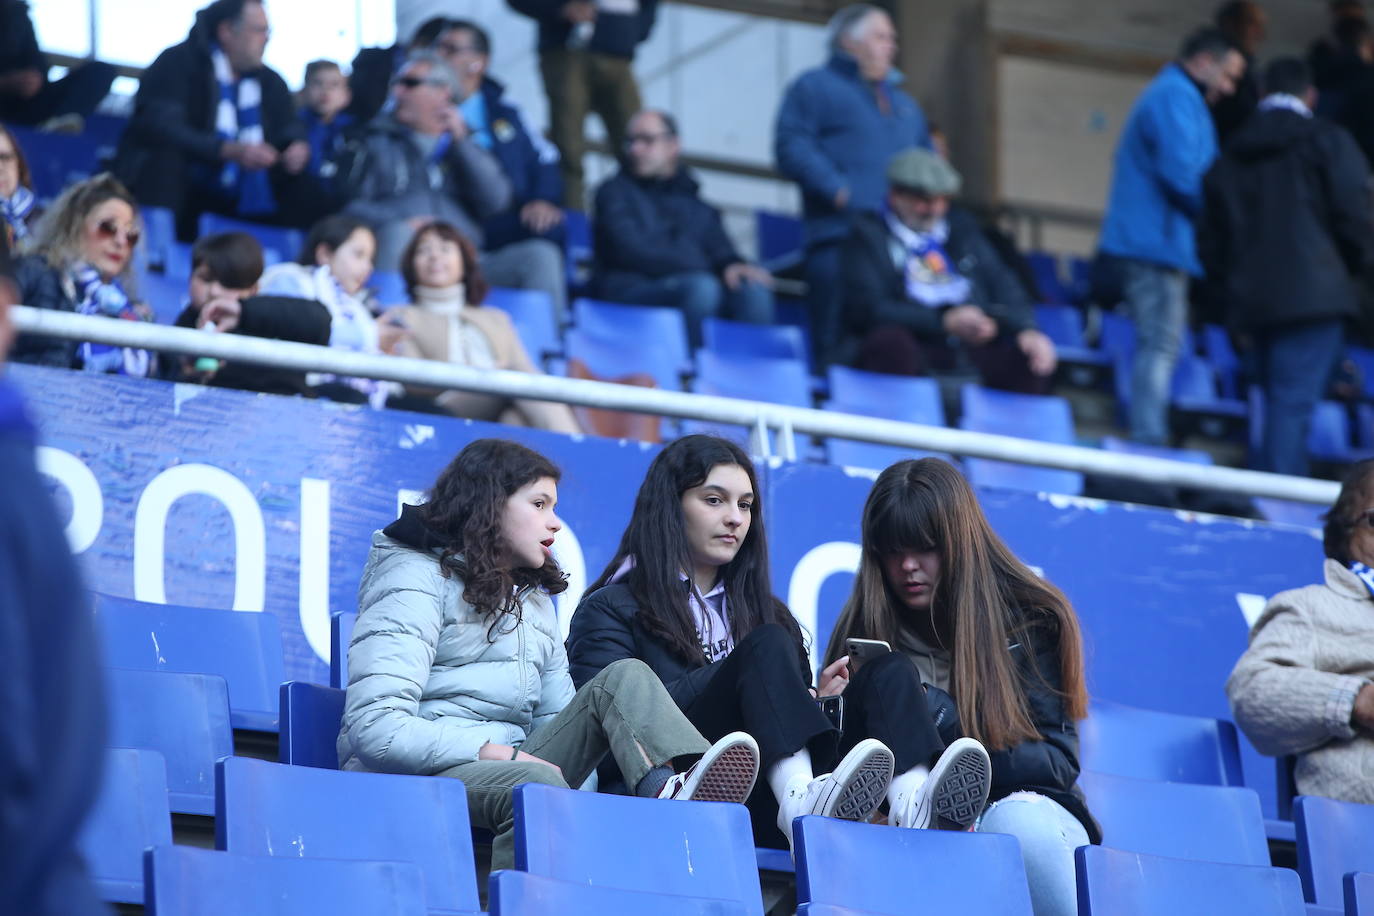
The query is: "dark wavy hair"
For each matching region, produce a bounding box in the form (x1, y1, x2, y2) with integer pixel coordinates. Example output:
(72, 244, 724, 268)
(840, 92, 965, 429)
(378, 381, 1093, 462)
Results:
(419, 439, 568, 633)
(588, 435, 808, 666)
(298, 213, 372, 266)
(400, 220, 489, 304)
(1323, 458, 1374, 564)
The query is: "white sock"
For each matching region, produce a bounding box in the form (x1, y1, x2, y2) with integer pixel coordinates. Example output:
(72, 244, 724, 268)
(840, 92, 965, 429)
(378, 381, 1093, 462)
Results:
(888, 764, 930, 808)
(766, 747, 814, 806)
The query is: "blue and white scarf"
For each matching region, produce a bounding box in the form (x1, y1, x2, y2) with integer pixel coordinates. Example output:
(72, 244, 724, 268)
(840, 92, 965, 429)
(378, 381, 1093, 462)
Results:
(884, 207, 972, 308)
(1258, 93, 1312, 118)
(212, 44, 276, 217)
(1, 186, 35, 241)
(1350, 561, 1374, 598)
(72, 265, 153, 378)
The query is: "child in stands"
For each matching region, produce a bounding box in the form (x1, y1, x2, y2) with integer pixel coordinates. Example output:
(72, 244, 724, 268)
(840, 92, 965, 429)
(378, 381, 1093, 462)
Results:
(338, 438, 761, 870)
(825, 457, 1098, 916)
(297, 60, 355, 201)
(568, 434, 992, 853)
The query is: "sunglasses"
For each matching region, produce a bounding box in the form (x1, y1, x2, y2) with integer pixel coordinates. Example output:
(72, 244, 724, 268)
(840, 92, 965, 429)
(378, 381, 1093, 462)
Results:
(95, 219, 141, 247)
(394, 75, 439, 90)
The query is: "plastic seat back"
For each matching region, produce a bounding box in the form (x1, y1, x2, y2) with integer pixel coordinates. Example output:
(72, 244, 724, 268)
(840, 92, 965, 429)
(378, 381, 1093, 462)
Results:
(1099, 436, 1215, 466)
(80, 748, 173, 904)
(330, 611, 356, 689)
(196, 213, 303, 266)
(278, 681, 346, 769)
(824, 399, 951, 469)
(826, 367, 945, 424)
(959, 384, 1083, 495)
(793, 816, 1033, 914)
(1077, 770, 1269, 866)
(1346, 872, 1374, 916)
(369, 270, 409, 307)
(1296, 795, 1374, 908)
(702, 318, 808, 364)
(1034, 304, 1088, 348)
(513, 783, 764, 914)
(486, 287, 561, 362)
(106, 667, 234, 815)
(144, 845, 429, 916)
(217, 756, 480, 915)
(565, 325, 680, 391)
(1075, 846, 1306, 916)
(1079, 698, 1243, 785)
(94, 593, 283, 732)
(489, 871, 754, 916)
(694, 349, 812, 408)
(572, 297, 690, 374)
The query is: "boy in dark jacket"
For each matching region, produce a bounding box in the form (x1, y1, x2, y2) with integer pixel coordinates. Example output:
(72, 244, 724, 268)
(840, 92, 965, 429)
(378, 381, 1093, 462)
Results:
(593, 109, 774, 347)
(1200, 57, 1374, 476)
(297, 60, 357, 205)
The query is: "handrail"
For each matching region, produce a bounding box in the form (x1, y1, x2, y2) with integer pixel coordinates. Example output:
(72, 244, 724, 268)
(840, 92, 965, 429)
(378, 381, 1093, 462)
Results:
(10, 305, 1340, 506)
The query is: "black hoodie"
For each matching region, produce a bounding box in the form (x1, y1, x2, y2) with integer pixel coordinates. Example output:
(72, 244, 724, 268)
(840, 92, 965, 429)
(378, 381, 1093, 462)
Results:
(1200, 105, 1374, 331)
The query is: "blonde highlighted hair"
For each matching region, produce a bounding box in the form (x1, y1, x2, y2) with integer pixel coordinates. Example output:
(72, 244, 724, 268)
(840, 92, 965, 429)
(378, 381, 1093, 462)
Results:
(29, 173, 141, 289)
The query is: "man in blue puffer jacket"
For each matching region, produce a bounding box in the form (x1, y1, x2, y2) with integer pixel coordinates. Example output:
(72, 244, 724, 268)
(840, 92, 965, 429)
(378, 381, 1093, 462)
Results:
(1099, 27, 1246, 445)
(775, 3, 930, 367)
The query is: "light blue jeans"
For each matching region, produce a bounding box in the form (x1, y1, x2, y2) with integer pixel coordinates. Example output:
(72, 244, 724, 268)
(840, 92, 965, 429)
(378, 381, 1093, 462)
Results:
(1121, 259, 1188, 445)
(975, 791, 1090, 916)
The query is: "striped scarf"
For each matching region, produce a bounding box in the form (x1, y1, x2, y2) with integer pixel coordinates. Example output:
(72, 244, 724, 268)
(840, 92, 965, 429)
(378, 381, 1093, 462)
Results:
(212, 44, 276, 216)
(1, 186, 35, 241)
(72, 265, 153, 378)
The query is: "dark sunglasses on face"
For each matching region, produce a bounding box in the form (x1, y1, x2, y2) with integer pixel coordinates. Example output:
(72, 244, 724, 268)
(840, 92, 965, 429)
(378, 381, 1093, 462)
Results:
(96, 219, 140, 247)
(394, 75, 436, 90)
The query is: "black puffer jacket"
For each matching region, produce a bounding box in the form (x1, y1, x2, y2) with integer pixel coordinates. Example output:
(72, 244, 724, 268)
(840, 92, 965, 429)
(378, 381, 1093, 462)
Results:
(1200, 107, 1374, 332)
(12, 255, 78, 368)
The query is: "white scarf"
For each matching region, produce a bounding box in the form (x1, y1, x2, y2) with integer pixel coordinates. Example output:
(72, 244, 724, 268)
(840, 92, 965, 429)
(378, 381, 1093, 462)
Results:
(412, 283, 496, 368)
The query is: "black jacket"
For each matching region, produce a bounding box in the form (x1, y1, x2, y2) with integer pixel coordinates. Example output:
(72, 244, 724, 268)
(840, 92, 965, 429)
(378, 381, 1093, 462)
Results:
(840, 207, 1036, 345)
(173, 295, 331, 396)
(0, 1, 44, 78)
(12, 255, 78, 368)
(1200, 107, 1374, 332)
(507, 0, 658, 59)
(346, 44, 401, 126)
(593, 167, 741, 293)
(111, 10, 304, 212)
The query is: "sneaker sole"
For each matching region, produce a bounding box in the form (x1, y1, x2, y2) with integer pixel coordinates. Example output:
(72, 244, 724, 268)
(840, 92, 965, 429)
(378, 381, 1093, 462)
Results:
(816, 739, 895, 823)
(929, 739, 992, 831)
(679, 736, 759, 804)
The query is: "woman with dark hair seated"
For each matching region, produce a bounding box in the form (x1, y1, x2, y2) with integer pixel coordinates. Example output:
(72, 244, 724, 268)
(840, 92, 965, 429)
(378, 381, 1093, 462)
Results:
(340, 438, 760, 870)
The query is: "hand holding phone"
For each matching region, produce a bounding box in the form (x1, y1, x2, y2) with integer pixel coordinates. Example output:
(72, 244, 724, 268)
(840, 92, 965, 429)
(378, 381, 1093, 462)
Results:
(845, 638, 892, 674)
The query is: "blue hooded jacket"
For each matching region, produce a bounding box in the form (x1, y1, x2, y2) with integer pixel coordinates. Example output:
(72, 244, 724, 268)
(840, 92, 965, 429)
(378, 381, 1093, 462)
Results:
(775, 53, 930, 248)
(1100, 63, 1219, 276)
(470, 77, 566, 251)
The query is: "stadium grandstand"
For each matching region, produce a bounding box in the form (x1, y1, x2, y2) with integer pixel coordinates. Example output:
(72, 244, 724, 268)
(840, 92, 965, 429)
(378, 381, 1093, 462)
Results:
(2, 0, 1374, 914)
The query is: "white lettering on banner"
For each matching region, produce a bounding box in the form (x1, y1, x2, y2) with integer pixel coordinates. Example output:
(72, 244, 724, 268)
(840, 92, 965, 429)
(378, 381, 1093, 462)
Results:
(552, 523, 586, 640)
(788, 541, 862, 673)
(36, 446, 103, 554)
(1236, 593, 1268, 630)
(133, 464, 266, 610)
(300, 478, 332, 662)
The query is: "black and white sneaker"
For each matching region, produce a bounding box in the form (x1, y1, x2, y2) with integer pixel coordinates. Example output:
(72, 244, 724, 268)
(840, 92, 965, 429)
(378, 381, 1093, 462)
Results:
(890, 737, 991, 830)
(657, 731, 760, 804)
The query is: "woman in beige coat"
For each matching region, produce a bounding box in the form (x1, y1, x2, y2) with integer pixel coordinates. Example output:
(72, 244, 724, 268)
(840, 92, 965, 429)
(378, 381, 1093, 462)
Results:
(1227, 459, 1374, 804)
(390, 221, 581, 434)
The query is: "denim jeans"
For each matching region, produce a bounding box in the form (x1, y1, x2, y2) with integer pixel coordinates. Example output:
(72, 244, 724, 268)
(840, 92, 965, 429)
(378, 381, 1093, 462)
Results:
(601, 271, 775, 348)
(1255, 320, 1344, 476)
(975, 791, 1090, 916)
(1121, 259, 1188, 445)
(804, 240, 844, 367)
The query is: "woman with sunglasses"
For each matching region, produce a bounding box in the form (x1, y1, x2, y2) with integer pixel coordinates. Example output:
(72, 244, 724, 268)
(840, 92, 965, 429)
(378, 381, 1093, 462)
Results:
(11, 173, 155, 374)
(1228, 458, 1374, 809)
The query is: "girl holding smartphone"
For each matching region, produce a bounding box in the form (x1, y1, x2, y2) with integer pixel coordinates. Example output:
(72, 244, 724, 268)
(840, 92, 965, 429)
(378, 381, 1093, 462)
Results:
(568, 435, 991, 851)
(826, 457, 1098, 916)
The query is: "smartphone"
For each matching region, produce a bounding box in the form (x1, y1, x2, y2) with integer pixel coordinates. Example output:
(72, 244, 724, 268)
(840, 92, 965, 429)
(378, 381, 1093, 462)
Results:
(816, 694, 843, 732)
(846, 638, 892, 674)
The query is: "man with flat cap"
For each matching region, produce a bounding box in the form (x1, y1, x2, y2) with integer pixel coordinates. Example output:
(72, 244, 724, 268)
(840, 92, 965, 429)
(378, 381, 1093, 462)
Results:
(839, 147, 1056, 392)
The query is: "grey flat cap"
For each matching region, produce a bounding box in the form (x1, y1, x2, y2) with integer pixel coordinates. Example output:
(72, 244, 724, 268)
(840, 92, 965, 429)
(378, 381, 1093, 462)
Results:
(887, 147, 962, 195)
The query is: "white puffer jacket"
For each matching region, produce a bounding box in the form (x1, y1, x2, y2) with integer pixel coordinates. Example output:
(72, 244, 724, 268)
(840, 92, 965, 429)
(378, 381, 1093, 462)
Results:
(337, 530, 574, 775)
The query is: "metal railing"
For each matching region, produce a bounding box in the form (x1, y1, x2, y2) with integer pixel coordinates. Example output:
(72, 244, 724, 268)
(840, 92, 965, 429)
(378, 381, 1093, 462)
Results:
(11, 305, 1340, 506)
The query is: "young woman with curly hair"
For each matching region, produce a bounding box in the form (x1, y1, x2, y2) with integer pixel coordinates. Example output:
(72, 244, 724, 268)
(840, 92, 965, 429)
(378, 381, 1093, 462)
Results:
(338, 438, 760, 869)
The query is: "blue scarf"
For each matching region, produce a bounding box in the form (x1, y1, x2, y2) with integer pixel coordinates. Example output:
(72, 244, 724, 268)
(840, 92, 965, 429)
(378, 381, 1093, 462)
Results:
(1350, 562, 1374, 598)
(301, 109, 354, 187)
(212, 44, 276, 217)
(1, 186, 35, 241)
(72, 265, 153, 378)
(883, 205, 972, 307)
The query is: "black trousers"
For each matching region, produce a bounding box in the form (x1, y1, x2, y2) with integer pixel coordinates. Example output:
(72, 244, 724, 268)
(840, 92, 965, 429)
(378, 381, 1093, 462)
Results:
(680, 623, 947, 847)
(0, 62, 116, 125)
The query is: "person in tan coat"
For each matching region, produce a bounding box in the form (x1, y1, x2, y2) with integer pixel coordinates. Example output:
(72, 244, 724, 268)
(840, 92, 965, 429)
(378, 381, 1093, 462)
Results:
(1227, 458, 1374, 804)
(390, 220, 581, 434)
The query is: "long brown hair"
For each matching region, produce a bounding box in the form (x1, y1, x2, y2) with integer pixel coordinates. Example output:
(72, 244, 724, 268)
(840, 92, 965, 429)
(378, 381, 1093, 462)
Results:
(824, 458, 1088, 750)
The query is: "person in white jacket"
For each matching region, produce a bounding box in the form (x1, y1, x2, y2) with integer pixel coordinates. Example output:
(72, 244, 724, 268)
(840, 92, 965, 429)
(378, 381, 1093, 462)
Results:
(337, 437, 760, 869)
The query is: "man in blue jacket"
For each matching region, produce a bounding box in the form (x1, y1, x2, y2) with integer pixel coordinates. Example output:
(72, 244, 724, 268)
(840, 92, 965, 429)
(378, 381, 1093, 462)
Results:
(775, 3, 930, 367)
(509, 0, 658, 209)
(437, 21, 569, 321)
(1100, 27, 1245, 445)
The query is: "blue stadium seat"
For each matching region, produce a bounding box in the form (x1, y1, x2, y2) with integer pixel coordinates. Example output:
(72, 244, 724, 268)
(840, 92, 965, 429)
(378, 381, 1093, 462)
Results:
(489, 871, 753, 916)
(8, 124, 98, 198)
(1026, 251, 1070, 304)
(572, 298, 691, 377)
(135, 269, 190, 324)
(565, 325, 681, 391)
(486, 287, 561, 364)
(1360, 404, 1374, 450)
(694, 349, 812, 408)
(106, 667, 234, 815)
(1098, 311, 1136, 361)
(702, 317, 808, 365)
(824, 399, 949, 470)
(216, 756, 481, 916)
(795, 907, 894, 916)
(512, 783, 763, 913)
(1171, 354, 1249, 432)
(826, 366, 945, 422)
(1348, 346, 1374, 400)
(1201, 324, 1242, 399)
(1254, 498, 1328, 530)
(278, 681, 345, 769)
(756, 210, 804, 267)
(958, 384, 1083, 495)
(80, 748, 173, 904)
(331, 611, 356, 689)
(1076, 770, 1269, 866)
(1099, 436, 1215, 466)
(370, 270, 409, 307)
(792, 815, 1033, 914)
(1079, 698, 1243, 786)
(1296, 795, 1374, 909)
(1075, 846, 1307, 916)
(1034, 303, 1088, 348)
(1346, 872, 1374, 916)
(139, 205, 183, 276)
(93, 593, 284, 732)
(564, 209, 593, 290)
(1309, 401, 1373, 463)
(1068, 256, 1093, 303)
(197, 214, 303, 266)
(144, 846, 429, 916)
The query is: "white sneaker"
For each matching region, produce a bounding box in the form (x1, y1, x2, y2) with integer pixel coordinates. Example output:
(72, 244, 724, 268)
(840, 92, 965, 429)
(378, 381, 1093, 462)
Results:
(890, 737, 992, 830)
(657, 731, 760, 804)
(776, 738, 895, 847)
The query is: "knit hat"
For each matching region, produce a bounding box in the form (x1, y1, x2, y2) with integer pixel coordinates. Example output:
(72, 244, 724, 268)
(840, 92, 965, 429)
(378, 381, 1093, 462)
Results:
(887, 147, 962, 195)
